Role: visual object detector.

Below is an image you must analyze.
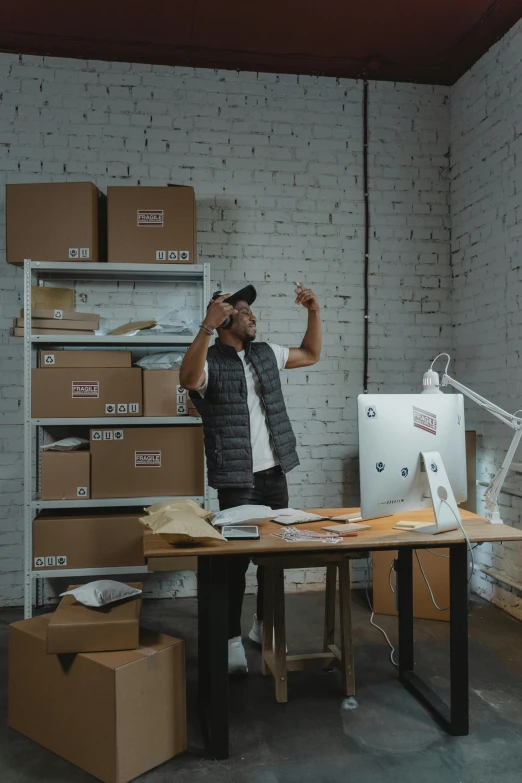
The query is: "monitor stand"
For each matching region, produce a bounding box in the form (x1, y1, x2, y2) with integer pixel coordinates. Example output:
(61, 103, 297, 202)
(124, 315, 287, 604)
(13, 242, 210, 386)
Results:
(393, 450, 461, 535)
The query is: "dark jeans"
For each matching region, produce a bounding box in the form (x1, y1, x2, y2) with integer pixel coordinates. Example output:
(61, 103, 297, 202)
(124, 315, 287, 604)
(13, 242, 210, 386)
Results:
(217, 466, 289, 639)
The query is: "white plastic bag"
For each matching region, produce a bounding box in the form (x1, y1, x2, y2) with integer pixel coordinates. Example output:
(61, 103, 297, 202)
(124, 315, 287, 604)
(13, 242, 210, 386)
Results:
(211, 505, 273, 527)
(136, 352, 184, 370)
(60, 580, 142, 608)
(151, 308, 197, 335)
(42, 437, 89, 452)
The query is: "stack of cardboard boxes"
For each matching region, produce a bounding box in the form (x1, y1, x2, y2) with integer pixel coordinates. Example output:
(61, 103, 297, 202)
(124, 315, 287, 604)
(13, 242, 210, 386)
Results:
(9, 585, 187, 783)
(6, 182, 196, 265)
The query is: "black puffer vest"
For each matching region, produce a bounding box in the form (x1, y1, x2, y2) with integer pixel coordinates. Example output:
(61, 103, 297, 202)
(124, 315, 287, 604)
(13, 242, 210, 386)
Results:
(189, 340, 299, 488)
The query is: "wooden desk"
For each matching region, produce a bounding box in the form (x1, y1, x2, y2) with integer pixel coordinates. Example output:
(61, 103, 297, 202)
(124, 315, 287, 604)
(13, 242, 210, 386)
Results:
(144, 508, 522, 759)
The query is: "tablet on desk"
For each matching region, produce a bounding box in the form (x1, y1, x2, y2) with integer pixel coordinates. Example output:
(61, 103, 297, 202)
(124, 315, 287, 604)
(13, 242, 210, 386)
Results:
(222, 525, 260, 540)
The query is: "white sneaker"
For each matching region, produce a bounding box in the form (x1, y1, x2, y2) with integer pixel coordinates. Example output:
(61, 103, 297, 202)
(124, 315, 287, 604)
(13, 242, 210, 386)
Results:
(248, 613, 263, 645)
(248, 614, 287, 652)
(228, 636, 248, 674)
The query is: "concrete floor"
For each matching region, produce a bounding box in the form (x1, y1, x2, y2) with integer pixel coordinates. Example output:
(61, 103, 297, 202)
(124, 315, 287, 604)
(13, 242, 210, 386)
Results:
(1, 590, 522, 783)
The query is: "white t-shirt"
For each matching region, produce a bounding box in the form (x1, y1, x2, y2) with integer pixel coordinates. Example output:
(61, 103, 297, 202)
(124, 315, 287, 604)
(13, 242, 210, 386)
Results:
(198, 343, 289, 473)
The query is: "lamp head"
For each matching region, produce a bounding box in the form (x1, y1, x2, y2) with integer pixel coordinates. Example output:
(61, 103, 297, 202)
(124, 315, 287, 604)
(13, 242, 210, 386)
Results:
(422, 368, 443, 394)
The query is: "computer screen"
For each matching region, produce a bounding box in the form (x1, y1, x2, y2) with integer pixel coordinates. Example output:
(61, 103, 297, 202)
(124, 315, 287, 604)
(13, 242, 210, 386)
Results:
(357, 393, 467, 520)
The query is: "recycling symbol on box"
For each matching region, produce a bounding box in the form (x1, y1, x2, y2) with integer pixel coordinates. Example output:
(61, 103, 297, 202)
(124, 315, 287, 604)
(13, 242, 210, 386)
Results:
(376, 462, 385, 473)
(400, 467, 409, 479)
(77, 487, 87, 496)
(92, 431, 102, 440)
(44, 355, 55, 365)
(34, 557, 44, 568)
(430, 462, 438, 473)
(366, 406, 376, 419)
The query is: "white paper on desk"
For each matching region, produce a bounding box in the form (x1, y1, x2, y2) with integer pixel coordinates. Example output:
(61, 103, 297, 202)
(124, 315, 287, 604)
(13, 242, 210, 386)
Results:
(272, 508, 328, 525)
(212, 505, 273, 527)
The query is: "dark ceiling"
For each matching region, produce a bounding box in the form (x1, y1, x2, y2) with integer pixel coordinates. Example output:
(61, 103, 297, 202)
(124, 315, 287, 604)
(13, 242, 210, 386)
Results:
(1, 1, 521, 85)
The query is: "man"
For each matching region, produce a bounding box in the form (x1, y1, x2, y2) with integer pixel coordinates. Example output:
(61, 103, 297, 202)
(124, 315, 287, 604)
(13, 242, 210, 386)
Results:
(180, 282, 321, 673)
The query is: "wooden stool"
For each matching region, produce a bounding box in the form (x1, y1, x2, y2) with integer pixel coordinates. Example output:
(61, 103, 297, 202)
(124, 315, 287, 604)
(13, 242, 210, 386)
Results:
(253, 553, 361, 703)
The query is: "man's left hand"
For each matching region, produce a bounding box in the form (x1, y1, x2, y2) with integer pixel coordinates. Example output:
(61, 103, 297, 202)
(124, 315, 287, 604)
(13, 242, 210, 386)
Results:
(294, 284, 319, 312)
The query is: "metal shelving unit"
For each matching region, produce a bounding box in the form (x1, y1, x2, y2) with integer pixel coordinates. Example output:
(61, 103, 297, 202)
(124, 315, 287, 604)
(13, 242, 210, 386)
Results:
(23, 260, 210, 618)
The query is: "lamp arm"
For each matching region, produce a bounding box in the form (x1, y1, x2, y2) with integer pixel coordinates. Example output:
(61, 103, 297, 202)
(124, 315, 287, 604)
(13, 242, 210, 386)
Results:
(484, 427, 522, 511)
(441, 374, 522, 430)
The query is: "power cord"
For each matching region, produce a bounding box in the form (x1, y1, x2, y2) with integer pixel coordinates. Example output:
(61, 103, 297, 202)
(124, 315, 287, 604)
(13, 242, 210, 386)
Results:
(365, 557, 398, 668)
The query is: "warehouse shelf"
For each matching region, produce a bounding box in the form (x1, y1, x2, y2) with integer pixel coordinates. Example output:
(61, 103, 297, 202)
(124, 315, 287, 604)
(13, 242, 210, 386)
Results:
(33, 416, 202, 426)
(31, 334, 194, 344)
(24, 259, 211, 617)
(31, 495, 205, 509)
(29, 261, 205, 283)
(31, 565, 151, 579)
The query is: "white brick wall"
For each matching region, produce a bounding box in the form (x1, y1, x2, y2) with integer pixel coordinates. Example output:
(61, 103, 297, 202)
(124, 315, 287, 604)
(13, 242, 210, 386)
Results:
(451, 19, 522, 621)
(0, 54, 451, 606)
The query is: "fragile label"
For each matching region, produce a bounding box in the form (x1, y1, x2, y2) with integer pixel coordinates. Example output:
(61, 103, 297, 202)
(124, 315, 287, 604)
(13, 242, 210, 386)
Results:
(138, 210, 164, 227)
(135, 450, 161, 468)
(72, 381, 99, 398)
(413, 406, 437, 435)
(69, 248, 79, 259)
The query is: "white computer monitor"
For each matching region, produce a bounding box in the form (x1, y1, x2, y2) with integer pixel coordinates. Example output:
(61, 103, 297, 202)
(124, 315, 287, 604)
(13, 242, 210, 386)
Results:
(357, 393, 467, 528)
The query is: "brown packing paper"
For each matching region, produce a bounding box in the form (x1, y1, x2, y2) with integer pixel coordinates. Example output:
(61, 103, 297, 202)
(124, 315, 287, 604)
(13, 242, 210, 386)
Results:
(140, 499, 224, 546)
(108, 320, 156, 335)
(47, 583, 142, 654)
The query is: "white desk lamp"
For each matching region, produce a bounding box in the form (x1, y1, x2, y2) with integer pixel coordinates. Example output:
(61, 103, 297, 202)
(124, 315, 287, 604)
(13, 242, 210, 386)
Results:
(422, 353, 522, 524)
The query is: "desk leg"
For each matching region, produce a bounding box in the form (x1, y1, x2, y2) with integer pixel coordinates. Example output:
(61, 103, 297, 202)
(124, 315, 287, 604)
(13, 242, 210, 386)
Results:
(197, 555, 229, 759)
(397, 544, 469, 736)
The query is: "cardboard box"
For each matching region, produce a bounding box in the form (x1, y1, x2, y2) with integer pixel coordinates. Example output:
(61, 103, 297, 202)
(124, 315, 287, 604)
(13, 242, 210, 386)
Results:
(90, 426, 204, 498)
(32, 286, 75, 310)
(12, 327, 94, 337)
(39, 349, 132, 369)
(32, 368, 142, 418)
(148, 556, 197, 572)
(372, 549, 450, 622)
(32, 513, 145, 570)
(108, 185, 196, 264)
(23, 308, 100, 325)
(47, 583, 142, 654)
(6, 182, 104, 265)
(41, 451, 90, 500)
(143, 370, 189, 416)
(9, 617, 186, 783)
(15, 317, 97, 331)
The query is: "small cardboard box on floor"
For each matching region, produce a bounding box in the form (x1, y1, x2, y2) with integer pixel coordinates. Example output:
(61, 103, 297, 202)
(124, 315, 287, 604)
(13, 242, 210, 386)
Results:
(33, 512, 145, 571)
(47, 583, 142, 654)
(107, 185, 196, 264)
(9, 617, 186, 783)
(32, 368, 142, 417)
(90, 426, 204, 498)
(6, 182, 105, 265)
(41, 451, 90, 500)
(372, 549, 450, 622)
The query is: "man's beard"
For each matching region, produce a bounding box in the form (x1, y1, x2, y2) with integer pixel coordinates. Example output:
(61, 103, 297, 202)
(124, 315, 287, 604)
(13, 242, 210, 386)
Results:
(244, 333, 256, 343)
